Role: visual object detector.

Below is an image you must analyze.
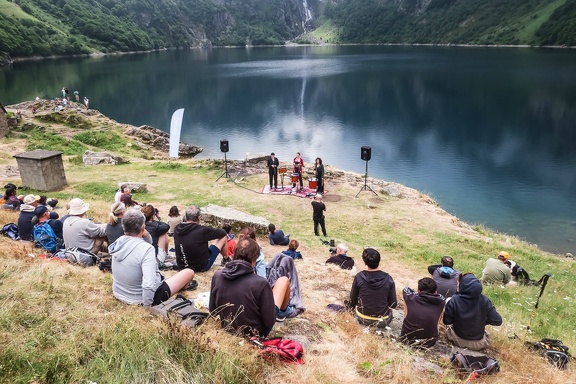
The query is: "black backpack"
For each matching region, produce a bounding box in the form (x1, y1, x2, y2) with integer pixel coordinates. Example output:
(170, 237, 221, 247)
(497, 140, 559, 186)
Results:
(450, 352, 500, 376)
(1, 223, 19, 240)
(531, 338, 570, 369)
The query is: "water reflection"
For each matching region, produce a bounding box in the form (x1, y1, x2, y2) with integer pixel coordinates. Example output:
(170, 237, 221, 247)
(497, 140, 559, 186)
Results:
(1, 46, 575, 254)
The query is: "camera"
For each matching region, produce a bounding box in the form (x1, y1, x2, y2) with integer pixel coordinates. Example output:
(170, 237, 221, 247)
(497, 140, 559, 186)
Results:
(329, 247, 337, 255)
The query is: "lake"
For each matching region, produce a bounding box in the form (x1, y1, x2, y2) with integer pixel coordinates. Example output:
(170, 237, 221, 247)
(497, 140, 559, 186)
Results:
(2, 46, 575, 255)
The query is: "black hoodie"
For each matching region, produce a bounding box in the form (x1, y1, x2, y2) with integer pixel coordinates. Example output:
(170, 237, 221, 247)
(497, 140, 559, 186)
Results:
(209, 260, 275, 337)
(349, 270, 397, 317)
(174, 222, 226, 271)
(443, 274, 502, 340)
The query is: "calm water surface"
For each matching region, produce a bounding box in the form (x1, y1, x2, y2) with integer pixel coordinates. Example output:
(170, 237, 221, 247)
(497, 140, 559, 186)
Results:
(2, 46, 575, 254)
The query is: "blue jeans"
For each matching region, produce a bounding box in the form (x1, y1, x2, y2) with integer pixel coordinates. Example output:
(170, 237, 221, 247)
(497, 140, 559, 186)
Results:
(200, 245, 221, 272)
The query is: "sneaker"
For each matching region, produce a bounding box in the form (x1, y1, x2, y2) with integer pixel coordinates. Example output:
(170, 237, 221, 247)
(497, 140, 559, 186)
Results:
(186, 280, 198, 291)
(221, 256, 232, 266)
(276, 305, 294, 322)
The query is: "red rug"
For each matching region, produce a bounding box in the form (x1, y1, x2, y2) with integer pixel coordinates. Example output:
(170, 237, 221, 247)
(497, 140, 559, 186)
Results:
(262, 185, 324, 198)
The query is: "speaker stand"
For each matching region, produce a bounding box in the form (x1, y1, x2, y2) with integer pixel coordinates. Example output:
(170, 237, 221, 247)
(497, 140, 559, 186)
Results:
(216, 152, 231, 181)
(355, 160, 377, 198)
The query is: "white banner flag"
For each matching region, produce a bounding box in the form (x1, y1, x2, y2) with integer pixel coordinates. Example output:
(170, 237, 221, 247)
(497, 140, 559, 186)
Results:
(169, 108, 185, 158)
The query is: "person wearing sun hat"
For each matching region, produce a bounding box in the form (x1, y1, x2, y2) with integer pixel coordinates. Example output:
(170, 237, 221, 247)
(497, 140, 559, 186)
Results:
(481, 251, 512, 285)
(17, 194, 40, 241)
(63, 197, 107, 254)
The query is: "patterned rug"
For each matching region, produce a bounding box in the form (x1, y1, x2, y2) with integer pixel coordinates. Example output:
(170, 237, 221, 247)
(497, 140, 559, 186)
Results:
(262, 185, 325, 198)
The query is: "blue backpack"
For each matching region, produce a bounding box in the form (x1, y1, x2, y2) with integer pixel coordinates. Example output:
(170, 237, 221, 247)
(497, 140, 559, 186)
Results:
(33, 220, 62, 253)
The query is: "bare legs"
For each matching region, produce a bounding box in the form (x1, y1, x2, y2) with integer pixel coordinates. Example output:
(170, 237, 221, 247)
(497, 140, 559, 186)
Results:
(212, 235, 228, 258)
(272, 276, 290, 310)
(165, 268, 195, 294)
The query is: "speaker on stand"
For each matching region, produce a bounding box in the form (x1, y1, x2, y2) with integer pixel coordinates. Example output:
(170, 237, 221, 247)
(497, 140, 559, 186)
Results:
(216, 139, 231, 181)
(356, 146, 377, 198)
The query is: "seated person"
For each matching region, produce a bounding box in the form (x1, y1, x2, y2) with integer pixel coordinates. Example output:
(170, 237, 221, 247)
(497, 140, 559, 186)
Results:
(209, 238, 291, 338)
(105, 202, 126, 245)
(62, 198, 108, 254)
(17, 194, 40, 241)
(347, 248, 397, 327)
(110, 209, 195, 306)
(444, 273, 502, 351)
(238, 226, 266, 277)
(481, 251, 512, 285)
(267, 251, 305, 317)
(2, 187, 21, 210)
(33, 205, 64, 252)
(281, 239, 303, 260)
(167, 206, 181, 236)
(174, 205, 228, 272)
(326, 243, 354, 270)
(427, 255, 459, 298)
(222, 224, 236, 264)
(120, 190, 139, 208)
(141, 204, 170, 264)
(268, 223, 290, 246)
(400, 278, 445, 348)
(38, 195, 59, 219)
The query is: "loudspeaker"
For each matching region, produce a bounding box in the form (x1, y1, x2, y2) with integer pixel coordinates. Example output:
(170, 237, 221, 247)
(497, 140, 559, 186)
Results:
(220, 139, 229, 153)
(361, 146, 371, 161)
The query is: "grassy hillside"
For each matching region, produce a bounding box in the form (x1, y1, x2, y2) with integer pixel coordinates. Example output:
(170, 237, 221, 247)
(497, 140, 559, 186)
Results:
(0, 102, 574, 382)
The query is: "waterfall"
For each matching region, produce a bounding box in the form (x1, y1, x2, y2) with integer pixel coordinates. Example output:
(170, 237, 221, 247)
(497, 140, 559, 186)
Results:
(302, 0, 312, 30)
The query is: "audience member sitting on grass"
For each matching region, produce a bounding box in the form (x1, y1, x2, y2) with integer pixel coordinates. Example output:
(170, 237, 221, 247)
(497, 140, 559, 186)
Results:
(2, 187, 21, 210)
(141, 204, 170, 264)
(347, 248, 397, 328)
(400, 277, 445, 348)
(105, 202, 127, 245)
(481, 251, 513, 286)
(110, 209, 195, 306)
(167, 206, 181, 236)
(427, 255, 460, 298)
(114, 184, 127, 203)
(268, 223, 290, 246)
(238, 226, 266, 277)
(62, 198, 108, 254)
(37, 195, 59, 219)
(209, 238, 292, 338)
(443, 273, 502, 351)
(326, 243, 354, 270)
(281, 239, 303, 260)
(174, 205, 228, 272)
(267, 250, 305, 317)
(222, 224, 236, 264)
(17, 194, 40, 241)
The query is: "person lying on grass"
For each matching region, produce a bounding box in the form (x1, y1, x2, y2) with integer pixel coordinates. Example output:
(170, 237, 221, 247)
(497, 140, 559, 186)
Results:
(209, 237, 292, 338)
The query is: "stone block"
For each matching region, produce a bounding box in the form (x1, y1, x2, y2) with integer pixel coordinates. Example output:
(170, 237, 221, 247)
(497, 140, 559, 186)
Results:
(14, 149, 67, 191)
(200, 204, 269, 236)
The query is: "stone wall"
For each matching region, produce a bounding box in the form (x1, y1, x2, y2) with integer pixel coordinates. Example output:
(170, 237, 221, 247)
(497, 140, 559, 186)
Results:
(0, 112, 8, 138)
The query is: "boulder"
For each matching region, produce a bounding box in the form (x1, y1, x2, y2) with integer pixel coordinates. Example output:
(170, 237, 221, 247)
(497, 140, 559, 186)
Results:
(125, 125, 203, 157)
(200, 204, 269, 236)
(83, 150, 126, 166)
(381, 183, 402, 198)
(115, 182, 148, 193)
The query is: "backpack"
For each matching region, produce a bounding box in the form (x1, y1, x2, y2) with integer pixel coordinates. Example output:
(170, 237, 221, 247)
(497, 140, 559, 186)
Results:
(450, 352, 500, 376)
(33, 220, 62, 253)
(1, 223, 19, 240)
(531, 338, 570, 369)
(150, 294, 208, 328)
(252, 337, 305, 364)
(64, 247, 99, 267)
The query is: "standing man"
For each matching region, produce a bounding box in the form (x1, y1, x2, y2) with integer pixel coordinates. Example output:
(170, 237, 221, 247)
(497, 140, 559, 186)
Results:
(293, 152, 304, 190)
(174, 205, 228, 272)
(311, 194, 327, 237)
(267, 152, 279, 190)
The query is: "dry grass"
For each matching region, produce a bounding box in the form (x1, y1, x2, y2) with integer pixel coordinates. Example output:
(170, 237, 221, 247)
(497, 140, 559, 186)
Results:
(1, 106, 575, 383)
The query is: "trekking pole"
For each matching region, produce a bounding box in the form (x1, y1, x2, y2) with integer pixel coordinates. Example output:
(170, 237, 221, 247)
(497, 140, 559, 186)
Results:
(527, 273, 551, 332)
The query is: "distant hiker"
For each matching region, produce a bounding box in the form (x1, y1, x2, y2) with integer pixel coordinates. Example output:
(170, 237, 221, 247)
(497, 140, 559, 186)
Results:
(73, 90, 79, 102)
(347, 248, 396, 327)
(311, 193, 327, 237)
(61, 87, 66, 98)
(481, 251, 513, 285)
(209, 237, 292, 337)
(400, 277, 445, 348)
(326, 243, 353, 270)
(110, 209, 195, 306)
(427, 255, 459, 298)
(84, 97, 89, 109)
(174, 205, 228, 272)
(268, 223, 289, 246)
(443, 273, 502, 351)
(64, 87, 70, 101)
(62, 198, 107, 254)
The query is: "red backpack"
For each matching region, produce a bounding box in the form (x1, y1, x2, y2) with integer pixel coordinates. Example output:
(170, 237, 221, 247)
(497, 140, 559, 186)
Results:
(252, 337, 304, 364)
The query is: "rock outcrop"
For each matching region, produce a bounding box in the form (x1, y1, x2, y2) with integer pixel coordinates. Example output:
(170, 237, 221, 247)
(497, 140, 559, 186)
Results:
(83, 150, 126, 166)
(125, 125, 203, 157)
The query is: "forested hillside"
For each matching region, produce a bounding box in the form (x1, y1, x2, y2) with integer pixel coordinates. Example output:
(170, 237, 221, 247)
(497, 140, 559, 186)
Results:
(321, 0, 575, 46)
(0, 0, 575, 62)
